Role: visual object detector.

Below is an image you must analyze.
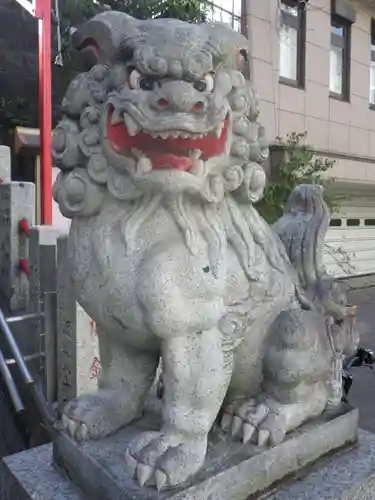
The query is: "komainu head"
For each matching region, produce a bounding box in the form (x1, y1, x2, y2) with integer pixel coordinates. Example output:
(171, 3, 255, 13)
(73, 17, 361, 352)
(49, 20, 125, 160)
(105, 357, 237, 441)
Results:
(52, 12, 269, 217)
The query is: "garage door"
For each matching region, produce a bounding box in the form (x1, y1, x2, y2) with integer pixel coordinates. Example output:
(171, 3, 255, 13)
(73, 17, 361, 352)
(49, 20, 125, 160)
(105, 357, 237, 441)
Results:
(324, 198, 375, 278)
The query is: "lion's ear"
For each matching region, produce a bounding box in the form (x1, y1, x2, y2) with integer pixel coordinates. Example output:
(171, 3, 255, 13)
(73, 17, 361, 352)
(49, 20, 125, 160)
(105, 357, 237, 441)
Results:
(72, 11, 139, 71)
(203, 22, 250, 78)
(236, 48, 250, 77)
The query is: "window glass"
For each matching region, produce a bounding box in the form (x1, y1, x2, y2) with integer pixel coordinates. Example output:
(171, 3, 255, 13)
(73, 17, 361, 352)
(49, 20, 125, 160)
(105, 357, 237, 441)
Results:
(370, 21, 375, 105)
(332, 25, 344, 37)
(283, 5, 298, 16)
(207, 1, 242, 31)
(279, 1, 305, 86)
(330, 219, 342, 227)
(280, 24, 298, 80)
(330, 45, 343, 94)
(330, 18, 350, 99)
(214, 0, 242, 17)
(347, 219, 360, 227)
(212, 6, 233, 25)
(233, 17, 241, 33)
(370, 61, 375, 105)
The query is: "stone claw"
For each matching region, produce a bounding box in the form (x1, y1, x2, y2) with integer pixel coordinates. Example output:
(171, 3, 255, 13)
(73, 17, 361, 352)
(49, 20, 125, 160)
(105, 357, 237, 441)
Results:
(221, 399, 285, 448)
(243, 423, 256, 444)
(76, 422, 89, 441)
(155, 470, 167, 491)
(257, 429, 270, 446)
(125, 449, 138, 476)
(137, 464, 153, 486)
(220, 413, 232, 432)
(231, 416, 242, 436)
(62, 390, 135, 441)
(62, 414, 89, 442)
(126, 430, 207, 489)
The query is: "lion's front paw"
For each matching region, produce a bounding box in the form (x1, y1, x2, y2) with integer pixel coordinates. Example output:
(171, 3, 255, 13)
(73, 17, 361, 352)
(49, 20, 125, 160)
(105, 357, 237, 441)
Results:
(221, 399, 287, 447)
(125, 429, 207, 490)
(62, 389, 137, 441)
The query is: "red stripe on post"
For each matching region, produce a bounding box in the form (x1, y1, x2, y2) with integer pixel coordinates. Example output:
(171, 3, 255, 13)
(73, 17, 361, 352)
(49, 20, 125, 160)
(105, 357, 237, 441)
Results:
(19, 218, 30, 236)
(19, 259, 29, 276)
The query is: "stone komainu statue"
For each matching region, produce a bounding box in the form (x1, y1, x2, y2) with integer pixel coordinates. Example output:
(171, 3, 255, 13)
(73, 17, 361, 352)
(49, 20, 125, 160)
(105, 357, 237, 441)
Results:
(52, 12, 357, 491)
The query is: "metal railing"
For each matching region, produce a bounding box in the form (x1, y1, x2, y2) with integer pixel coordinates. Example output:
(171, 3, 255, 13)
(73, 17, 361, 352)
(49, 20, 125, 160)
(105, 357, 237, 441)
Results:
(0, 306, 57, 438)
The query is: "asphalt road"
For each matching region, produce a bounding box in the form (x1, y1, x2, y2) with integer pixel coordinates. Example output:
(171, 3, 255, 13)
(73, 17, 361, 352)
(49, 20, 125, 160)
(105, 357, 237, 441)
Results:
(347, 287, 375, 434)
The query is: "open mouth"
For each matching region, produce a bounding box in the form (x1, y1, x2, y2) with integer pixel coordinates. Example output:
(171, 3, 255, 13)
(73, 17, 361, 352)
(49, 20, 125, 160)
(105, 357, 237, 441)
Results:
(106, 106, 229, 172)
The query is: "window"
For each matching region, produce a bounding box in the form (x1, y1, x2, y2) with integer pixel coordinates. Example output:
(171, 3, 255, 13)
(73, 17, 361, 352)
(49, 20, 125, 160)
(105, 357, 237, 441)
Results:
(206, 0, 242, 33)
(346, 218, 360, 227)
(330, 16, 350, 100)
(279, 1, 306, 87)
(330, 219, 342, 227)
(365, 219, 375, 226)
(370, 20, 375, 107)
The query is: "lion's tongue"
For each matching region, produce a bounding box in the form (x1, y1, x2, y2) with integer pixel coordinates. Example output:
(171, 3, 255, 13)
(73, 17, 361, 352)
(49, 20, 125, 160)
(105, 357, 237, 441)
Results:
(147, 153, 193, 171)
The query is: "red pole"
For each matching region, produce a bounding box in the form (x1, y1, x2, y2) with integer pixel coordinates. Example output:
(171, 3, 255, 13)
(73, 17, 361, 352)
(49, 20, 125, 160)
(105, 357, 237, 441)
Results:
(37, 0, 53, 225)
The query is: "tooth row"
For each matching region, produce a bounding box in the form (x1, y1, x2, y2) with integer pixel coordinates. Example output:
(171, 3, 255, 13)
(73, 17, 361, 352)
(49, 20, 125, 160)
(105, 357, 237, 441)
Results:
(130, 146, 205, 177)
(111, 108, 219, 141)
(149, 131, 206, 140)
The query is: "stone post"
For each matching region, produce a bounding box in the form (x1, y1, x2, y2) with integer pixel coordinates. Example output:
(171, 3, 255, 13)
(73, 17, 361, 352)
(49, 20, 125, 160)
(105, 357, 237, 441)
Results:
(0, 182, 35, 311)
(28, 226, 68, 402)
(0, 145, 11, 183)
(56, 234, 77, 415)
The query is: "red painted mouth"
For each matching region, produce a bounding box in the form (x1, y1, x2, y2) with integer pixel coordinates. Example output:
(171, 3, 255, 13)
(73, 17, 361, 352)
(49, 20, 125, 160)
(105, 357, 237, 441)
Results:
(107, 107, 228, 172)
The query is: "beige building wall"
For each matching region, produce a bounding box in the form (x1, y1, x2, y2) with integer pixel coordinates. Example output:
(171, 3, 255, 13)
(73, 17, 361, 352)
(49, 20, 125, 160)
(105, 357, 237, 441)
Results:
(245, 0, 375, 189)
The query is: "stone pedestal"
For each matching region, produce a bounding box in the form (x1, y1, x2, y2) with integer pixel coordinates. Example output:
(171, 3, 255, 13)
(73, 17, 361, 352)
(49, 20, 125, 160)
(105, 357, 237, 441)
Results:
(4, 429, 375, 500)
(51, 405, 359, 500)
(5, 406, 375, 500)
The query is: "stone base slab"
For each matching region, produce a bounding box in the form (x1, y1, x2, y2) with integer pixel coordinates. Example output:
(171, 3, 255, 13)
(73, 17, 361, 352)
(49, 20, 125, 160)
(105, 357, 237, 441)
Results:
(4, 406, 375, 500)
(51, 404, 358, 500)
(0, 444, 85, 500)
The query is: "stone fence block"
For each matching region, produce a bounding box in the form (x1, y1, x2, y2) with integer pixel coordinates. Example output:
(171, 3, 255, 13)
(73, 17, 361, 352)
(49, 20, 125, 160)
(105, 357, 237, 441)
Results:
(0, 182, 35, 311)
(0, 146, 11, 183)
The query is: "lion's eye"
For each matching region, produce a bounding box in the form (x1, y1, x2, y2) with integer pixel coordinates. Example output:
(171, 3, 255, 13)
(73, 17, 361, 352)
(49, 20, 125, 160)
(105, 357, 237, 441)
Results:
(194, 74, 215, 93)
(128, 69, 157, 91)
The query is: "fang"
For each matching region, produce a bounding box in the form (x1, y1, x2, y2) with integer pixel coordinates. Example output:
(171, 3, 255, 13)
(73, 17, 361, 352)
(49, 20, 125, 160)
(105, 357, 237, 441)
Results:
(111, 109, 123, 125)
(214, 123, 224, 138)
(123, 113, 140, 137)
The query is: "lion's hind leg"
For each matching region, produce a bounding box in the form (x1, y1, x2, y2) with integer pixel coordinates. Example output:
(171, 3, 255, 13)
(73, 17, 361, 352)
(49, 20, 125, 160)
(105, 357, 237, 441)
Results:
(221, 309, 332, 446)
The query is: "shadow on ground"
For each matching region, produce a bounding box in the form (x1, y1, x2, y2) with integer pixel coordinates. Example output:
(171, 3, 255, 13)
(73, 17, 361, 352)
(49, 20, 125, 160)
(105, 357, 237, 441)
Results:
(347, 287, 375, 434)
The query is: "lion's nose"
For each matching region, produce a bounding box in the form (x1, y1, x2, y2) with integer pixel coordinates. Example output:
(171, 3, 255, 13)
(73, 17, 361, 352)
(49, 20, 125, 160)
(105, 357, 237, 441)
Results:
(192, 101, 204, 112)
(152, 81, 207, 113)
(157, 98, 169, 109)
(155, 97, 205, 113)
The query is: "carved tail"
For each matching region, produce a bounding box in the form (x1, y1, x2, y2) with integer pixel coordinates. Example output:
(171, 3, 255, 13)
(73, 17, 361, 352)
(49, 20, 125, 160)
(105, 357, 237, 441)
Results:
(272, 184, 345, 319)
(273, 184, 362, 407)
